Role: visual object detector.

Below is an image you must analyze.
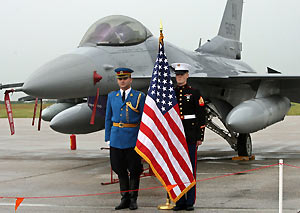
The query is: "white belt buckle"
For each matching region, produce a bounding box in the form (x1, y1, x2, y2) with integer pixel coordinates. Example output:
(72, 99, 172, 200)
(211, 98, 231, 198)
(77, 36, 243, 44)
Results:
(184, 114, 196, 119)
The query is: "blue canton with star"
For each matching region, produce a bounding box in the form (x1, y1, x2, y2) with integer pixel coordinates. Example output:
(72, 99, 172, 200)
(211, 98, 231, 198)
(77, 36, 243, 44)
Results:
(148, 43, 177, 115)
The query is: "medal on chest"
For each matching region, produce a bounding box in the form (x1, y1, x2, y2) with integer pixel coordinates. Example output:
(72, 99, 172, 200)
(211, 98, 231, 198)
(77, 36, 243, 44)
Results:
(184, 94, 192, 101)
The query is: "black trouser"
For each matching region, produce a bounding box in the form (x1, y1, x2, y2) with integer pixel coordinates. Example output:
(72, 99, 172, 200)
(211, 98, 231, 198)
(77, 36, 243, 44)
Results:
(110, 147, 143, 178)
(110, 147, 143, 201)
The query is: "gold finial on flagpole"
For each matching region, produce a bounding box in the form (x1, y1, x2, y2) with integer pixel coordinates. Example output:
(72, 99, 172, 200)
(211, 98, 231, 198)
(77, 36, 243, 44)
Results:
(159, 20, 164, 45)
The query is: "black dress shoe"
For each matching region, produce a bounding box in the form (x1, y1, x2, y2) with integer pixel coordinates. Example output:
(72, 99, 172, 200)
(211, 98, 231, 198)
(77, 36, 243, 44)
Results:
(129, 199, 138, 210)
(186, 205, 194, 211)
(115, 199, 130, 210)
(173, 205, 186, 211)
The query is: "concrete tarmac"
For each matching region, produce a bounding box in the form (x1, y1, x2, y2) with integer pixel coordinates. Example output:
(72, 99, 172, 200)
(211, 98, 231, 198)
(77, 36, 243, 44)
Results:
(0, 117, 300, 212)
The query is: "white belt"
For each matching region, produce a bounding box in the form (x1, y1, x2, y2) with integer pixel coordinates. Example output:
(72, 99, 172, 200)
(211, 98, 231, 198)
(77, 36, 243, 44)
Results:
(183, 114, 196, 119)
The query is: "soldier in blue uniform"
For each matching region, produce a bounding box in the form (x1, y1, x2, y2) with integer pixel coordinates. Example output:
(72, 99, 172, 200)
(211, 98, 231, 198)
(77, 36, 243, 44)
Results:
(171, 63, 206, 211)
(105, 67, 146, 210)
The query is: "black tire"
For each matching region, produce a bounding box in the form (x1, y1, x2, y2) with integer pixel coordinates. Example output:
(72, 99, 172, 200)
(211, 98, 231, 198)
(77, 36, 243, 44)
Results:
(237, 134, 252, 157)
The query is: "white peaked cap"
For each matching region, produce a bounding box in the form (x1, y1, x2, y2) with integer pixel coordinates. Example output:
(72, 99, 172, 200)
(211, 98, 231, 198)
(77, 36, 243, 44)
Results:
(171, 63, 192, 71)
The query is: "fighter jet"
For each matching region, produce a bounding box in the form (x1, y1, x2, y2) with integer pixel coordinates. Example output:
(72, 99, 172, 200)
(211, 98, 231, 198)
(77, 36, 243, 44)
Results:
(5, 0, 300, 156)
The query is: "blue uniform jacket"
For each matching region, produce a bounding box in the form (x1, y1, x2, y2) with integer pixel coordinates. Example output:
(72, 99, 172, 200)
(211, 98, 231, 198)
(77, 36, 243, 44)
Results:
(105, 89, 145, 149)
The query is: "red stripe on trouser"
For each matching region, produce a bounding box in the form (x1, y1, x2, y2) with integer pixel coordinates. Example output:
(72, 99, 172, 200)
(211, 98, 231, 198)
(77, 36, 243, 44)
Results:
(194, 145, 197, 203)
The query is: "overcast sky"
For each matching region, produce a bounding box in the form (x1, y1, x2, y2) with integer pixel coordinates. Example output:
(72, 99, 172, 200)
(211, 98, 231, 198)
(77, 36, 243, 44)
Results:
(1, 0, 300, 101)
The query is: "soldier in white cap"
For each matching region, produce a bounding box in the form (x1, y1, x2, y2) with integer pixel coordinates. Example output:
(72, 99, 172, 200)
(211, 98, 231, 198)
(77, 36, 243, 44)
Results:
(171, 63, 206, 211)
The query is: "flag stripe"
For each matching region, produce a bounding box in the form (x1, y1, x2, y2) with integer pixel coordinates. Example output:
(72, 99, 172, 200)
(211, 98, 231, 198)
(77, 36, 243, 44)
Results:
(141, 102, 194, 185)
(139, 119, 189, 191)
(165, 108, 190, 156)
(143, 98, 193, 170)
(135, 142, 178, 199)
(169, 104, 185, 134)
(136, 138, 196, 201)
(135, 139, 170, 186)
(136, 133, 181, 196)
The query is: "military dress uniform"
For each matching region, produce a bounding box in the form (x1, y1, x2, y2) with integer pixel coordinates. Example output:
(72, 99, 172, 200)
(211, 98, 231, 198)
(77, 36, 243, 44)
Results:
(172, 63, 206, 210)
(175, 84, 205, 208)
(175, 85, 205, 143)
(105, 68, 146, 210)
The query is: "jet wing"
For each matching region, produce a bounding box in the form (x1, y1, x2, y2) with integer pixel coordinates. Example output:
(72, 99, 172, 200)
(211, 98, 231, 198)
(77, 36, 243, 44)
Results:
(188, 73, 300, 103)
(189, 73, 300, 82)
(132, 73, 300, 103)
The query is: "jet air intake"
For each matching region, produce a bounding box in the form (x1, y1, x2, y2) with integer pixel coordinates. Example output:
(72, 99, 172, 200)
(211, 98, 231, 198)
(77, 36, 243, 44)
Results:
(226, 95, 291, 133)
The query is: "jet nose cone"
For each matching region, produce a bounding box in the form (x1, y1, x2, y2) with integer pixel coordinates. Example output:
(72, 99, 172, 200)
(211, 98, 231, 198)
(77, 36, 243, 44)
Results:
(23, 53, 97, 99)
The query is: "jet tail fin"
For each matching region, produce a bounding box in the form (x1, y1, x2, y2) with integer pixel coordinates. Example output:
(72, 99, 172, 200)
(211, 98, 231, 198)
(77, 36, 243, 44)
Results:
(197, 0, 243, 60)
(218, 0, 243, 41)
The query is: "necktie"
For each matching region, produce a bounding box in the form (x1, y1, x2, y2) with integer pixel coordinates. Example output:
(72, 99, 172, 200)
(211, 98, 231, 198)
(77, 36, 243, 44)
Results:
(122, 90, 125, 102)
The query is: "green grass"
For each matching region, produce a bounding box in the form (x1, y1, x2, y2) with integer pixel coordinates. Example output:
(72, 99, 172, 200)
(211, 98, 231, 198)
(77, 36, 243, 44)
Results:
(287, 103, 300, 115)
(0, 102, 53, 118)
(1, 102, 300, 118)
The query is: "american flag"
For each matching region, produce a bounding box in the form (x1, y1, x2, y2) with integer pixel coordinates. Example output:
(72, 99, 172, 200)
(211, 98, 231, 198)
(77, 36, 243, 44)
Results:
(135, 32, 195, 202)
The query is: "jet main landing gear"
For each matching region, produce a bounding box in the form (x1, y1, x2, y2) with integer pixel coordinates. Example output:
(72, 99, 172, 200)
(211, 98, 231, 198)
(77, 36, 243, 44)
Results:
(237, 133, 252, 157)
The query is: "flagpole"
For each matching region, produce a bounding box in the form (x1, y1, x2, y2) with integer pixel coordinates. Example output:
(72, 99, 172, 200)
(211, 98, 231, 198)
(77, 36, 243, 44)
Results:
(156, 21, 175, 210)
(157, 193, 175, 210)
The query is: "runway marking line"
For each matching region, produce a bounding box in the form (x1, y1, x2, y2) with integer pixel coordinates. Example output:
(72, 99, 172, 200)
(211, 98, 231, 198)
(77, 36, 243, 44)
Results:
(1, 162, 300, 212)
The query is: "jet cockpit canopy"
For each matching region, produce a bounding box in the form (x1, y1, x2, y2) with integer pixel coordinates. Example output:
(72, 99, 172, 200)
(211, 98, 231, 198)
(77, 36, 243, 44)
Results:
(79, 15, 153, 46)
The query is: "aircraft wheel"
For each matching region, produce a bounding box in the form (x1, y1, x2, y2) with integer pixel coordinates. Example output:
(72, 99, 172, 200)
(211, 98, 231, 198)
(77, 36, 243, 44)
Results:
(237, 134, 252, 156)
